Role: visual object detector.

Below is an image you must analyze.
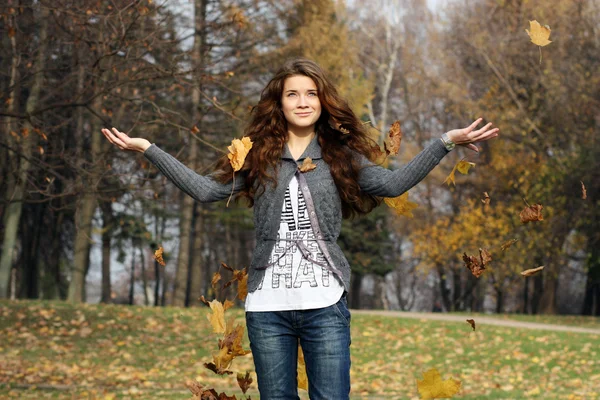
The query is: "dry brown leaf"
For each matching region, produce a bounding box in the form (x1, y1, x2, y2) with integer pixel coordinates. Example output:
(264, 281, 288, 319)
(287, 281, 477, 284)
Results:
(416, 368, 461, 399)
(520, 204, 544, 223)
(479, 248, 492, 266)
(581, 181, 587, 200)
(466, 319, 476, 331)
(199, 295, 210, 306)
(298, 157, 317, 173)
(500, 239, 518, 251)
(463, 253, 485, 278)
(237, 371, 253, 394)
(526, 20, 552, 47)
(384, 192, 418, 218)
(482, 192, 490, 205)
(227, 136, 252, 172)
(237, 273, 248, 301)
(328, 116, 350, 134)
(223, 299, 235, 311)
(211, 272, 221, 291)
(521, 266, 544, 277)
(153, 246, 166, 267)
(206, 300, 226, 334)
(384, 120, 402, 156)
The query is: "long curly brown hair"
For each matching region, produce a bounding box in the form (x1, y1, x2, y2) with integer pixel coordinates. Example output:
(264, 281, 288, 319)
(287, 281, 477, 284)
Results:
(215, 58, 381, 218)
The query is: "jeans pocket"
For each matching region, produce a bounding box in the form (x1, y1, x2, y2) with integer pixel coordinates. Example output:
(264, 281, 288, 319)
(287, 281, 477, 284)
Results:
(333, 297, 351, 326)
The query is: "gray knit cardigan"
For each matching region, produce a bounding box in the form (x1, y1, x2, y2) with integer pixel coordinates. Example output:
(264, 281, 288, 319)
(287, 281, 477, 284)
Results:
(143, 135, 449, 294)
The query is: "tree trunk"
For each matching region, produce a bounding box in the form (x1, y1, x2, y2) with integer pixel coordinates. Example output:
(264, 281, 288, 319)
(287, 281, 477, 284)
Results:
(349, 272, 363, 309)
(436, 264, 452, 312)
(172, 0, 207, 307)
(188, 202, 206, 306)
(522, 277, 529, 314)
(0, 5, 48, 298)
(140, 245, 149, 306)
(99, 202, 114, 303)
(496, 289, 504, 313)
(582, 238, 600, 316)
(129, 244, 136, 305)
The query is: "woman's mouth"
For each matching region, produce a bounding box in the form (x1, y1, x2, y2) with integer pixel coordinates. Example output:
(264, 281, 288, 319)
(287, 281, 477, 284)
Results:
(295, 112, 312, 117)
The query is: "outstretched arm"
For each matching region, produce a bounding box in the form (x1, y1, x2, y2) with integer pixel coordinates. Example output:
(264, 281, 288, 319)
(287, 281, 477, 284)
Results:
(101, 127, 244, 203)
(358, 118, 499, 197)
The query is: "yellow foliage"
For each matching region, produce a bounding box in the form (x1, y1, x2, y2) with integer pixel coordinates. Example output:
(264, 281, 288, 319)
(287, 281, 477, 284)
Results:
(416, 368, 461, 399)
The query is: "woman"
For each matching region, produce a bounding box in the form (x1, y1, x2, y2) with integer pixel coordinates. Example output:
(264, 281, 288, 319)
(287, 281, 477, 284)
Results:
(101, 58, 498, 399)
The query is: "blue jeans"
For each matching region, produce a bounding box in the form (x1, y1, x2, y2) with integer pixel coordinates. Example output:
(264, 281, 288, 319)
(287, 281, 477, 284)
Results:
(245, 294, 352, 399)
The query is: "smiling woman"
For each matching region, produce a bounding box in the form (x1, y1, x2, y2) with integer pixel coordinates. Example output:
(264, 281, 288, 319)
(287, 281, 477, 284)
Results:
(101, 58, 499, 399)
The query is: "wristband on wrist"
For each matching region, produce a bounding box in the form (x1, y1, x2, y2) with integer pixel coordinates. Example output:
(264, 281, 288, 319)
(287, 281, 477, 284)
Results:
(440, 132, 455, 151)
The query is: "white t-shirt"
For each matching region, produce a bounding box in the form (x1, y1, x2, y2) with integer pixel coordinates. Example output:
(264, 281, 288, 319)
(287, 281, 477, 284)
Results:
(245, 176, 344, 311)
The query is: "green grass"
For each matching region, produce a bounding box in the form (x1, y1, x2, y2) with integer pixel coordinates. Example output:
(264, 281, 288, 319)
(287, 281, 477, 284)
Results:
(1, 300, 599, 399)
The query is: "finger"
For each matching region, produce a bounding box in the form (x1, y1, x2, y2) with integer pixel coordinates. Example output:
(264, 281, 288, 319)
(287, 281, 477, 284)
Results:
(466, 118, 483, 132)
(468, 144, 479, 152)
(471, 122, 493, 138)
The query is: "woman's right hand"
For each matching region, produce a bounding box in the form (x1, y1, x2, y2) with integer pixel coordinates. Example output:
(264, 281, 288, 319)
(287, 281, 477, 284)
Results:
(101, 127, 151, 153)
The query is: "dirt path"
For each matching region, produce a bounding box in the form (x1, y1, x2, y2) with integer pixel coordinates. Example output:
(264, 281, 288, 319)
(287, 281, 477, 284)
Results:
(351, 309, 600, 335)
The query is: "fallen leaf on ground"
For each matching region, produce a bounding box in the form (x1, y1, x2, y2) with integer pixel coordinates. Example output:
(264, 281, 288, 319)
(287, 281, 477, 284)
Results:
(520, 204, 543, 223)
(416, 368, 461, 399)
(521, 266, 544, 277)
(384, 192, 418, 218)
(298, 157, 317, 173)
(384, 120, 403, 156)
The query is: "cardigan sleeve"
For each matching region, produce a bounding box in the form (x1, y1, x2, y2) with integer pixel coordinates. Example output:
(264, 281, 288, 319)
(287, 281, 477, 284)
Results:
(357, 139, 449, 197)
(143, 144, 245, 203)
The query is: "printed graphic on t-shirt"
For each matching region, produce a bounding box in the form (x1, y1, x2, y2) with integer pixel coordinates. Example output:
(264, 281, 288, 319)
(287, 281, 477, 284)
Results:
(255, 184, 330, 291)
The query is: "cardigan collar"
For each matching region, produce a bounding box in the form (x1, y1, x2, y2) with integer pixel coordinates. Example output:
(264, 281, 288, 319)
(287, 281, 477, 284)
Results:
(281, 134, 322, 161)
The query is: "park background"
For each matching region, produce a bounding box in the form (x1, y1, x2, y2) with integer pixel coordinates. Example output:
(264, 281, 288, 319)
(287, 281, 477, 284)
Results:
(0, 0, 599, 398)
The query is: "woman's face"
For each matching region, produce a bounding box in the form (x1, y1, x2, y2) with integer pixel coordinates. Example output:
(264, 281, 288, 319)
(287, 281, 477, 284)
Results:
(281, 75, 321, 132)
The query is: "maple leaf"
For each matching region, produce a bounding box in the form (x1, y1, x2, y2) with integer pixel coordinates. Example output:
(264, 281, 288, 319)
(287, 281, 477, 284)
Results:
(416, 368, 461, 399)
(328, 116, 350, 134)
(206, 300, 225, 334)
(204, 346, 234, 375)
(237, 371, 253, 394)
(384, 192, 418, 218)
(482, 192, 490, 205)
(237, 272, 248, 301)
(462, 248, 491, 278)
(521, 266, 544, 277)
(581, 181, 587, 200)
(298, 157, 317, 173)
(520, 204, 543, 223)
(223, 299, 235, 311)
(227, 137, 252, 172)
(480, 248, 492, 265)
(153, 246, 166, 267)
(500, 239, 518, 251)
(444, 159, 475, 186)
(384, 120, 403, 156)
(297, 344, 308, 390)
(466, 319, 476, 331)
(526, 20, 552, 47)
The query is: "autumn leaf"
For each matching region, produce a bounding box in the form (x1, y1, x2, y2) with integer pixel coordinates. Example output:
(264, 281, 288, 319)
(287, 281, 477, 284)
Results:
(237, 273, 248, 301)
(526, 20, 552, 47)
(298, 157, 317, 173)
(223, 299, 235, 311)
(237, 371, 252, 394)
(211, 272, 221, 291)
(204, 346, 234, 375)
(482, 192, 490, 205)
(222, 265, 248, 301)
(384, 120, 403, 156)
(384, 192, 418, 218)
(581, 181, 587, 200)
(521, 266, 544, 277)
(298, 344, 308, 390)
(480, 248, 492, 265)
(328, 116, 350, 134)
(520, 204, 543, 223)
(444, 159, 476, 186)
(153, 246, 165, 267)
(462, 248, 491, 278)
(206, 300, 226, 334)
(227, 137, 252, 172)
(416, 368, 461, 399)
(466, 319, 476, 331)
(500, 238, 518, 251)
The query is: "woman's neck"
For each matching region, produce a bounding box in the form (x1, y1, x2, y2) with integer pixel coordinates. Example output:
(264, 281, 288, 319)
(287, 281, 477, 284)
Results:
(287, 128, 315, 160)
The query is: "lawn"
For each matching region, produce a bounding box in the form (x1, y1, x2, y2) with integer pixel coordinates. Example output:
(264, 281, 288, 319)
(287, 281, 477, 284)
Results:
(1, 300, 599, 399)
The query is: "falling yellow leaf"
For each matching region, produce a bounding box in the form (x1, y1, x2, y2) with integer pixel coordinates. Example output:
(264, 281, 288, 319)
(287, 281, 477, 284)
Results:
(384, 192, 418, 218)
(298, 157, 317, 173)
(153, 247, 165, 267)
(211, 272, 221, 290)
(500, 239, 518, 251)
(297, 344, 308, 390)
(417, 368, 461, 399)
(206, 300, 225, 334)
(526, 20, 552, 47)
(227, 136, 252, 172)
(521, 266, 544, 277)
(223, 299, 235, 311)
(444, 159, 475, 186)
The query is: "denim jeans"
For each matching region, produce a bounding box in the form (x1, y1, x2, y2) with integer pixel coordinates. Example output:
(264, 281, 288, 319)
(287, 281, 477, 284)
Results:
(245, 294, 352, 399)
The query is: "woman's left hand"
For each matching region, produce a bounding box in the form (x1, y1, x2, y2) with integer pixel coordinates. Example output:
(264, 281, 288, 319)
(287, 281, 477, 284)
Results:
(445, 118, 500, 152)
